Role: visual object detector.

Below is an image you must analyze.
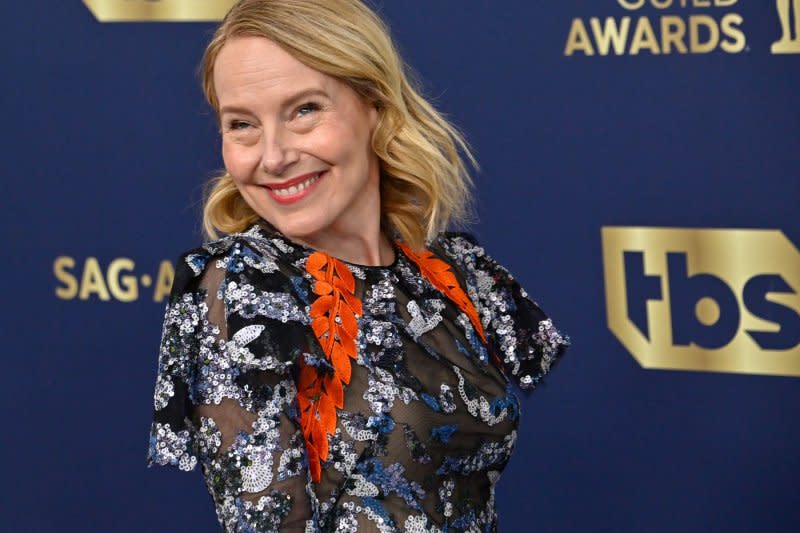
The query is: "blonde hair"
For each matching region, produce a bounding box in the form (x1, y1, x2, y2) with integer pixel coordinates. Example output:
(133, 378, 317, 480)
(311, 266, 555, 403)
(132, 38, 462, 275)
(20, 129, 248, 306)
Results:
(201, 0, 476, 249)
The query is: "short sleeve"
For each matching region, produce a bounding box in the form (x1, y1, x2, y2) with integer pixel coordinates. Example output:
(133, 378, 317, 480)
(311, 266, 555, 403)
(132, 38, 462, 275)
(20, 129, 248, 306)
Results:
(146, 238, 316, 531)
(434, 233, 570, 393)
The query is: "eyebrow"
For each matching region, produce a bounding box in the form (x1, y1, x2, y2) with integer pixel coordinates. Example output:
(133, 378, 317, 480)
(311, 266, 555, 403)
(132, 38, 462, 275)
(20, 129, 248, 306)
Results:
(218, 88, 330, 116)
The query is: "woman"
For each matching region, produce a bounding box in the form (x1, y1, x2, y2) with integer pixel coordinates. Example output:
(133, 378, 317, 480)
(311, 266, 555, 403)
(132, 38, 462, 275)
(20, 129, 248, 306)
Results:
(147, 0, 569, 531)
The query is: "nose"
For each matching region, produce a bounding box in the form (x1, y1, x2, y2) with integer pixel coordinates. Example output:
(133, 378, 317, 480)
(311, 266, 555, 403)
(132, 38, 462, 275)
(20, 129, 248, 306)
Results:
(260, 127, 299, 176)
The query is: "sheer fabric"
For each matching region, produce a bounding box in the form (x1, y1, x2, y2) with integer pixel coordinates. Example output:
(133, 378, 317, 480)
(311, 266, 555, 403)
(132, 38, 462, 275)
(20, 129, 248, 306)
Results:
(147, 222, 568, 532)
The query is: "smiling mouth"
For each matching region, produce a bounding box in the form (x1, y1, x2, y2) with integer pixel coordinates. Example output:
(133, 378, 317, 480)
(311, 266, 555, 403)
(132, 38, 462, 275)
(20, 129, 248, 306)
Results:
(270, 173, 321, 197)
(265, 172, 325, 204)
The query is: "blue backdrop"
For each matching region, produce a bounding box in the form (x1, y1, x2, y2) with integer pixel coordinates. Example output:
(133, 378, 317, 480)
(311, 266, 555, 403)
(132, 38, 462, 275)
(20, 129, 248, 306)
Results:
(3, 1, 798, 531)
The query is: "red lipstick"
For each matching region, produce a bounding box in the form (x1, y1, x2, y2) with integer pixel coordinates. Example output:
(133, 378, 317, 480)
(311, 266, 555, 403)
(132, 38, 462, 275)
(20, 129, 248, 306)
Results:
(265, 171, 325, 205)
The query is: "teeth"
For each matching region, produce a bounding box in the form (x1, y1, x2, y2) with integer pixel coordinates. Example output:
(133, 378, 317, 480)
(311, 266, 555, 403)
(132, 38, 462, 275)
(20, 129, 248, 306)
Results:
(273, 174, 319, 197)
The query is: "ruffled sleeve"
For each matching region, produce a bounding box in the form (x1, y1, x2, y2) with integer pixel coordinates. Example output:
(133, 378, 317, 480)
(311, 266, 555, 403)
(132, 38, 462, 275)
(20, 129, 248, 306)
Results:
(434, 233, 569, 393)
(146, 235, 316, 531)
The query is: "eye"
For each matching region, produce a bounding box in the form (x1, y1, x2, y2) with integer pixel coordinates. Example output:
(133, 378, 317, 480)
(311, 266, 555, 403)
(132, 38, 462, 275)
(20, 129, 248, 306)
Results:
(227, 120, 251, 131)
(295, 102, 321, 118)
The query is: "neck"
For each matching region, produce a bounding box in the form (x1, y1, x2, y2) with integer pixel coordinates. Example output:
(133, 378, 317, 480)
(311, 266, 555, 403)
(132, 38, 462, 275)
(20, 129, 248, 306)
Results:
(296, 224, 395, 267)
(283, 168, 395, 266)
(269, 164, 395, 266)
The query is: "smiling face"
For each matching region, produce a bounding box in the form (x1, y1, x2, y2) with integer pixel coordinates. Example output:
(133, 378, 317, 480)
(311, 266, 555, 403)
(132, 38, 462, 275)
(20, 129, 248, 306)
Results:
(213, 36, 381, 247)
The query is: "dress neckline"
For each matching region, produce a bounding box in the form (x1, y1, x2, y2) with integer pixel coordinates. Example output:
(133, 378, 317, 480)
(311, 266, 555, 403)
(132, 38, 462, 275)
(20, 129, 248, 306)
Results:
(252, 220, 401, 271)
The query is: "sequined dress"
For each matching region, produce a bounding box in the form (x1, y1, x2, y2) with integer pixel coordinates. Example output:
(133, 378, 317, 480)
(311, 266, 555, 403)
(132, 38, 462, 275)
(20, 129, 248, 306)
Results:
(147, 221, 568, 532)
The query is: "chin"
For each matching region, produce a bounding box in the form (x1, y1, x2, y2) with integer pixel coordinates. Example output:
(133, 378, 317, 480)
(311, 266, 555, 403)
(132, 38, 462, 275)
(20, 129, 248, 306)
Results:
(270, 214, 326, 242)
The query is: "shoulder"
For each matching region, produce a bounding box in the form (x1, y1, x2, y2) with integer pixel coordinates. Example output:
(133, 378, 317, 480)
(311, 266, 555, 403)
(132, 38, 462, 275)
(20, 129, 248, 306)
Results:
(169, 224, 291, 303)
(429, 231, 516, 322)
(433, 231, 482, 253)
(160, 224, 312, 377)
(432, 231, 570, 391)
(431, 231, 512, 280)
(432, 231, 483, 263)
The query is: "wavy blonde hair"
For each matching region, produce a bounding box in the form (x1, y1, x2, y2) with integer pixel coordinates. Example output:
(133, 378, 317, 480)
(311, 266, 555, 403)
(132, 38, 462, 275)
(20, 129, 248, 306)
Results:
(201, 0, 476, 249)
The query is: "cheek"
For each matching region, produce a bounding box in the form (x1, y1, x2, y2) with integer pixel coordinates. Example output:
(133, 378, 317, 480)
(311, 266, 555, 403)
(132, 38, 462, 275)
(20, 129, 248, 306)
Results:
(222, 142, 258, 181)
(221, 142, 239, 174)
(315, 125, 369, 168)
(300, 129, 338, 162)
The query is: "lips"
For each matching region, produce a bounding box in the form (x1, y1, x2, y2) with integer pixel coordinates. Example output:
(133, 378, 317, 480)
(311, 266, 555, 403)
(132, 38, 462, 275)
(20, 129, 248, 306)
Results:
(265, 171, 325, 205)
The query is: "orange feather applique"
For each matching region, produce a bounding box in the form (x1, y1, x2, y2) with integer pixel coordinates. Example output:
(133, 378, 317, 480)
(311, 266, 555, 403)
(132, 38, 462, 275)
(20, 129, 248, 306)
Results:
(397, 242, 486, 343)
(298, 251, 362, 483)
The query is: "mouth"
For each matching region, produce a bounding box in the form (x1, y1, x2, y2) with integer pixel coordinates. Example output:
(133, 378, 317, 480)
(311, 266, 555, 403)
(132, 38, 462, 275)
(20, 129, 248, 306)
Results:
(265, 171, 325, 204)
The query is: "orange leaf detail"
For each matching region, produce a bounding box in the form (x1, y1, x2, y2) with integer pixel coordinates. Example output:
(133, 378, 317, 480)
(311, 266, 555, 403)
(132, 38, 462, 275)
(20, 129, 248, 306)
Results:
(306, 253, 327, 274)
(339, 329, 357, 356)
(310, 294, 334, 317)
(341, 291, 363, 316)
(328, 374, 344, 408)
(313, 280, 333, 295)
(317, 390, 337, 434)
(334, 261, 355, 292)
(331, 344, 352, 383)
(298, 251, 362, 483)
(339, 309, 358, 339)
(397, 242, 486, 343)
(311, 316, 329, 339)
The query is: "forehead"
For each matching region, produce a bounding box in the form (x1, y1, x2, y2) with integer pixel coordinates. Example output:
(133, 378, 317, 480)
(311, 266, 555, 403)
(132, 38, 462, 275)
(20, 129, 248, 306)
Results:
(213, 36, 331, 105)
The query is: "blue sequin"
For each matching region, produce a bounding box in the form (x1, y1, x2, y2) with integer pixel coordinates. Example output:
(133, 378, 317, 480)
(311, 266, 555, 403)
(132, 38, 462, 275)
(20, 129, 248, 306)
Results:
(431, 424, 459, 444)
(420, 392, 441, 412)
(366, 413, 395, 434)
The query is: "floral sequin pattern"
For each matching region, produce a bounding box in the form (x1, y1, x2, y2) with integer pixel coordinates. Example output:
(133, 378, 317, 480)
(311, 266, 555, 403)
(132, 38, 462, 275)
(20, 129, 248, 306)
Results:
(434, 233, 571, 391)
(148, 222, 567, 532)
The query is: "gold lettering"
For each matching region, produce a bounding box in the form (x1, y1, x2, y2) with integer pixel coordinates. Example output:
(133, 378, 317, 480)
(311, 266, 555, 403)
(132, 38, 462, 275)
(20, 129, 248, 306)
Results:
(590, 17, 631, 56)
(153, 260, 175, 303)
(618, 0, 646, 9)
(651, 0, 673, 9)
(108, 258, 138, 302)
(54, 256, 78, 300)
(614, 0, 736, 9)
(661, 16, 689, 54)
(83, 0, 237, 22)
(690, 15, 720, 53)
(602, 227, 800, 377)
(630, 17, 661, 55)
(565, 18, 595, 56)
(720, 13, 745, 53)
(79, 257, 110, 301)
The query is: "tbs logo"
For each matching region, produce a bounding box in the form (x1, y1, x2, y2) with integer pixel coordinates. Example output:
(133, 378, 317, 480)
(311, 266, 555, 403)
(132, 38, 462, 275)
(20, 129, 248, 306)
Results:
(602, 227, 800, 377)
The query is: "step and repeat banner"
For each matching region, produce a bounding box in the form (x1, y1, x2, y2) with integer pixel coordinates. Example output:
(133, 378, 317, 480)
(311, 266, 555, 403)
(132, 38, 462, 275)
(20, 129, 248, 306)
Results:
(3, 1, 797, 531)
